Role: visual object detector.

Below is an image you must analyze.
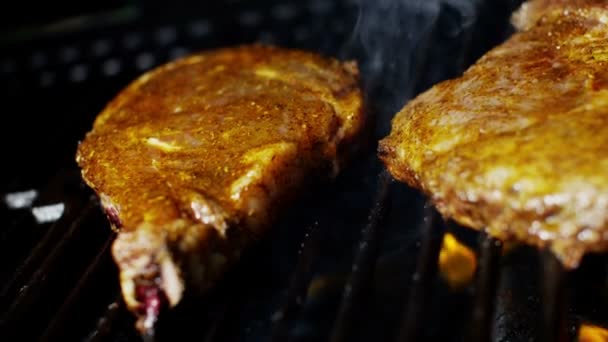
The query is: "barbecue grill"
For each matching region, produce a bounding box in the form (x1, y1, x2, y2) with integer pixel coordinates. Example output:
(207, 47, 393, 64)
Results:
(2, 1, 607, 341)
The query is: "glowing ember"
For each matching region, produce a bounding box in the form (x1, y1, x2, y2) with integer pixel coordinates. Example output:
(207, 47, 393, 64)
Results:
(579, 324, 608, 342)
(438, 233, 477, 289)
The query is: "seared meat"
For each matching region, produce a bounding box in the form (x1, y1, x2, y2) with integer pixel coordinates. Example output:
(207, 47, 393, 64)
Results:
(512, 0, 608, 31)
(76, 45, 364, 331)
(379, 1, 608, 268)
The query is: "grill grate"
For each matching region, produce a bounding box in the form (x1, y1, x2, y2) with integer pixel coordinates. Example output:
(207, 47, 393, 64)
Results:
(271, 221, 322, 342)
(540, 252, 569, 342)
(396, 205, 445, 342)
(469, 235, 502, 342)
(329, 171, 392, 342)
(2, 0, 608, 341)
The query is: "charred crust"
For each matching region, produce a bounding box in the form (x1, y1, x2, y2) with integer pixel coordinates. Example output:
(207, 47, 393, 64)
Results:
(332, 81, 358, 99)
(377, 140, 394, 160)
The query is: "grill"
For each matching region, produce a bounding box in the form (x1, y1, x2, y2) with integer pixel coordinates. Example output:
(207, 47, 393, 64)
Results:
(2, 1, 608, 341)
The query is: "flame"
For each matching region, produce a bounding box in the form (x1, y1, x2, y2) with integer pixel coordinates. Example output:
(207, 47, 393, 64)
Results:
(438, 233, 477, 289)
(579, 324, 608, 342)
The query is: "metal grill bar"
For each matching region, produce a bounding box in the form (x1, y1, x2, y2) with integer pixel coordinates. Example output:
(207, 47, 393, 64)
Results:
(329, 171, 392, 342)
(0, 170, 87, 292)
(39, 234, 115, 342)
(540, 251, 568, 342)
(0, 200, 96, 325)
(85, 296, 123, 342)
(271, 222, 322, 342)
(469, 235, 502, 342)
(396, 204, 444, 342)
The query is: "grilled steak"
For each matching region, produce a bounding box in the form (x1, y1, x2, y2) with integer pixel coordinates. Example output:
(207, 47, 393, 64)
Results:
(511, 0, 607, 31)
(76, 45, 364, 332)
(379, 0, 608, 268)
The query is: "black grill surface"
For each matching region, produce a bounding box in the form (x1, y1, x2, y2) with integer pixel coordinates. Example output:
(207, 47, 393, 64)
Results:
(2, 1, 608, 341)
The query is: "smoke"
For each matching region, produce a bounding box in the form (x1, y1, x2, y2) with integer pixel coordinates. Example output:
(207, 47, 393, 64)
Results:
(341, 0, 487, 137)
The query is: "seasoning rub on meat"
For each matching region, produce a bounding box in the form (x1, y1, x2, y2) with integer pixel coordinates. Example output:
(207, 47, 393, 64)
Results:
(76, 45, 364, 332)
(379, 0, 608, 268)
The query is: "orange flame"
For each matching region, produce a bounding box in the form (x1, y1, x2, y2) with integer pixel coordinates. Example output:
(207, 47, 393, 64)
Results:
(439, 233, 477, 289)
(579, 324, 608, 342)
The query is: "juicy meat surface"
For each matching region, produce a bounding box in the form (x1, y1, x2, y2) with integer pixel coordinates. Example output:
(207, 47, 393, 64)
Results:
(512, 0, 608, 31)
(76, 45, 363, 330)
(379, 1, 608, 268)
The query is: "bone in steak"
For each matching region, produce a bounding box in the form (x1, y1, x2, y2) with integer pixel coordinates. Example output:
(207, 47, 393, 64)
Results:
(76, 45, 364, 332)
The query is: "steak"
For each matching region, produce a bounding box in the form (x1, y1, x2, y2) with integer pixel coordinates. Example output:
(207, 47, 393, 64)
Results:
(76, 45, 364, 332)
(379, 0, 608, 269)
